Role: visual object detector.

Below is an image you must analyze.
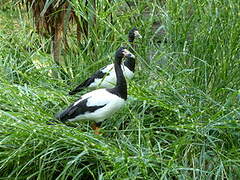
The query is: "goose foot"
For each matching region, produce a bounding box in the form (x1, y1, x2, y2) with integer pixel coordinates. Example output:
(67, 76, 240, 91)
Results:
(91, 122, 102, 135)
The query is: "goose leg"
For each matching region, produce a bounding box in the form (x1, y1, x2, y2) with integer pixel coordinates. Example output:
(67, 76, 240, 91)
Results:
(91, 122, 102, 135)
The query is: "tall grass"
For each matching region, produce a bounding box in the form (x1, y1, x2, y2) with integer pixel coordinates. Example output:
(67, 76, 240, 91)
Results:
(1, 0, 240, 179)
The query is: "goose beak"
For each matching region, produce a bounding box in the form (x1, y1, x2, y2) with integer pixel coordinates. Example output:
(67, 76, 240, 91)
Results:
(134, 31, 142, 39)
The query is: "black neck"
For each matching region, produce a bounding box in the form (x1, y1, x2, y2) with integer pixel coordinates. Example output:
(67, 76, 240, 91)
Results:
(124, 40, 136, 72)
(129, 39, 134, 43)
(128, 38, 137, 53)
(129, 42, 134, 53)
(124, 57, 135, 72)
(113, 56, 127, 100)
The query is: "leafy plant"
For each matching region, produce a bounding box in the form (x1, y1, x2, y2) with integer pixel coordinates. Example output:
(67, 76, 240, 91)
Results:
(0, 0, 240, 179)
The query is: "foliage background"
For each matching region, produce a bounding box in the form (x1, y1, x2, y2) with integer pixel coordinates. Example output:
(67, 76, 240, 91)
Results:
(0, 0, 240, 179)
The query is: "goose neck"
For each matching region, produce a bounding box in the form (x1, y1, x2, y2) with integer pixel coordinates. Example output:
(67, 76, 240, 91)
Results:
(114, 56, 127, 99)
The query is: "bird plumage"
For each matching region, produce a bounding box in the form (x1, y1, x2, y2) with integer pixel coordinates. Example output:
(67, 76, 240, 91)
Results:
(56, 89, 125, 123)
(56, 47, 133, 127)
(68, 28, 141, 95)
(128, 27, 142, 43)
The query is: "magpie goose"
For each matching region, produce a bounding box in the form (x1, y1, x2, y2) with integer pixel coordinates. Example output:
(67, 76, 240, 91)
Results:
(128, 27, 142, 50)
(68, 28, 142, 95)
(56, 47, 134, 134)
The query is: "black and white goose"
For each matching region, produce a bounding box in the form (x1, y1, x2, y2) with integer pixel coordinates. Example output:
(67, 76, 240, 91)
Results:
(56, 47, 134, 133)
(128, 27, 142, 52)
(68, 27, 142, 95)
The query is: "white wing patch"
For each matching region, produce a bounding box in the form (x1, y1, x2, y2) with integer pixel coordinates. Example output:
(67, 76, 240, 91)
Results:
(89, 64, 134, 89)
(101, 64, 114, 73)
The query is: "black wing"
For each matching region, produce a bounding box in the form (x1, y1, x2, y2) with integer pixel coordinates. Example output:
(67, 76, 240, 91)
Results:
(69, 68, 109, 95)
(55, 98, 106, 122)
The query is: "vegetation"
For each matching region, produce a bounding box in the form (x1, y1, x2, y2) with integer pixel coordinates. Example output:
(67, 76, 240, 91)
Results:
(1, 0, 240, 179)
(22, 0, 101, 64)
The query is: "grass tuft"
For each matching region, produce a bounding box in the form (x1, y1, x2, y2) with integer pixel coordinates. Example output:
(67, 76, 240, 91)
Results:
(0, 0, 240, 179)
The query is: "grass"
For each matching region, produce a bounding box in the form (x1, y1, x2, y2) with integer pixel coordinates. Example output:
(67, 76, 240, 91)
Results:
(1, 0, 240, 179)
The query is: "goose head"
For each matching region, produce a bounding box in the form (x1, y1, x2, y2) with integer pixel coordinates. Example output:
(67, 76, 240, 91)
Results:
(128, 27, 142, 42)
(115, 47, 135, 60)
